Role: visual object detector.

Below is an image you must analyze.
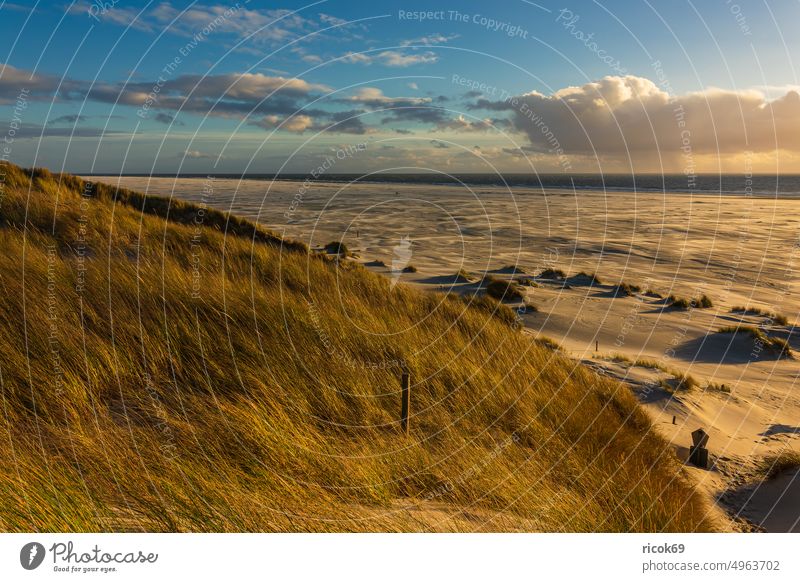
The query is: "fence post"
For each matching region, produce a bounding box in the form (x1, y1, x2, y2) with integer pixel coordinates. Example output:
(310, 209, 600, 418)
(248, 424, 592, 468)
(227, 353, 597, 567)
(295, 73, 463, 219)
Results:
(689, 428, 709, 468)
(400, 372, 410, 435)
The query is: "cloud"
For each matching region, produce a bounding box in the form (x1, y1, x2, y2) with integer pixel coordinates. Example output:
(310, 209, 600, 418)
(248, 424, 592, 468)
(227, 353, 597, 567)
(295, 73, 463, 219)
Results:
(141, 72, 330, 101)
(47, 113, 125, 125)
(430, 139, 449, 148)
(182, 149, 222, 160)
(377, 50, 438, 67)
(345, 87, 430, 109)
(343, 93, 505, 133)
(1, 62, 381, 136)
(3, 62, 458, 138)
(250, 110, 370, 135)
(323, 110, 370, 134)
(0, 63, 77, 102)
(1, 123, 123, 139)
(2, 3, 32, 12)
(340, 50, 438, 67)
(749, 84, 800, 100)
(381, 106, 450, 126)
(69, 2, 318, 44)
(407, 82, 418, 90)
(154, 112, 184, 125)
(250, 114, 314, 133)
(340, 52, 373, 65)
(0, 62, 331, 120)
(318, 13, 349, 27)
(400, 33, 459, 46)
(472, 75, 800, 158)
(48, 114, 89, 125)
(437, 115, 509, 132)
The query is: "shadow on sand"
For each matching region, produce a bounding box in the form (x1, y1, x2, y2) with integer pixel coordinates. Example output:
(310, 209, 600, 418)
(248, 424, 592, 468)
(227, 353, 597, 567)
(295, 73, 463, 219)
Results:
(674, 332, 786, 364)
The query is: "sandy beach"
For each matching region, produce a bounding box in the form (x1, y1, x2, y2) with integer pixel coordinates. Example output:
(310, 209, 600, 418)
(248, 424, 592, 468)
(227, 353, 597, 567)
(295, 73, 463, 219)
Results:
(92, 175, 800, 531)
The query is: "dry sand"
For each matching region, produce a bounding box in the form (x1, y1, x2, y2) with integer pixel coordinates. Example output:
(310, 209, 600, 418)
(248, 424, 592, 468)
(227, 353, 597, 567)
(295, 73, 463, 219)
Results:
(91, 175, 800, 532)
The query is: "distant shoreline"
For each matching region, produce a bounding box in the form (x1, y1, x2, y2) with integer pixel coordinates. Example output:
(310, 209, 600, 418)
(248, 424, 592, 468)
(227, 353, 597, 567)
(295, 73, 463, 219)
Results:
(85, 173, 800, 199)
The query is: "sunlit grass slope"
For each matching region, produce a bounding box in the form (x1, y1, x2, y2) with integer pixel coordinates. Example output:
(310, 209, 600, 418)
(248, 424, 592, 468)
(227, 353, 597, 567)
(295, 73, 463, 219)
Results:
(0, 162, 715, 532)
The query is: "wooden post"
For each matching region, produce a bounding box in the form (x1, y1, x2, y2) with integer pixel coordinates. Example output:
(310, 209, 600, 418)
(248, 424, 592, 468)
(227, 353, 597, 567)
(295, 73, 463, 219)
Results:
(400, 372, 410, 435)
(689, 428, 710, 469)
(672, 415, 676, 425)
(595, 340, 599, 352)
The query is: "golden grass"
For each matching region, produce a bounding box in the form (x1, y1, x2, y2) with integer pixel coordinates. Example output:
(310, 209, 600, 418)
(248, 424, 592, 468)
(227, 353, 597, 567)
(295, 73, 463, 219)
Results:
(599, 355, 698, 392)
(756, 451, 800, 480)
(716, 325, 792, 358)
(0, 162, 715, 532)
(730, 306, 790, 326)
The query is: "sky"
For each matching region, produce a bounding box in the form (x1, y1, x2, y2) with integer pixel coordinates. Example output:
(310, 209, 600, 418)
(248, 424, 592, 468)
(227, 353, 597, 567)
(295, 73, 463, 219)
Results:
(2, 0, 800, 174)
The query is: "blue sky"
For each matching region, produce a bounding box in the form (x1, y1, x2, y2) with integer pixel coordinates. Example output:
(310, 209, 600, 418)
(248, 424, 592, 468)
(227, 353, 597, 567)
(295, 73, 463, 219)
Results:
(3, 0, 800, 173)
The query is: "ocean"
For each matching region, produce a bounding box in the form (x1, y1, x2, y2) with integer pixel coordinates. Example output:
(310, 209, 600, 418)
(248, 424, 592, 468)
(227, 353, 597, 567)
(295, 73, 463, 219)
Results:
(97, 173, 800, 197)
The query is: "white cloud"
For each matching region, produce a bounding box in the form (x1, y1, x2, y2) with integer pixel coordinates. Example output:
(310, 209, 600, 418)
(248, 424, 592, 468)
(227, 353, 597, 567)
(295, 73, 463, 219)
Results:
(749, 84, 800, 100)
(252, 114, 314, 133)
(70, 2, 325, 45)
(437, 115, 501, 132)
(377, 50, 438, 67)
(339, 50, 439, 67)
(477, 75, 800, 158)
(346, 87, 430, 108)
(399, 33, 459, 46)
(340, 52, 373, 65)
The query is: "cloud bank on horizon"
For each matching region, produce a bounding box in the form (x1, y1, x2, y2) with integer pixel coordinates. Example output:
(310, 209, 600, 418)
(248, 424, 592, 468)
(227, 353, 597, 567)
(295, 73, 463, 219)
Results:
(2, 0, 800, 173)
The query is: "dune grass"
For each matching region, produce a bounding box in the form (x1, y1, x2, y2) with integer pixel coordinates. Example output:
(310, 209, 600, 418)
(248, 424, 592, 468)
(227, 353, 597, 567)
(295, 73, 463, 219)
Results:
(516, 277, 539, 288)
(756, 451, 800, 480)
(598, 355, 697, 392)
(668, 294, 712, 310)
(668, 295, 691, 309)
(573, 271, 602, 285)
(696, 294, 713, 309)
(730, 306, 789, 326)
(538, 267, 566, 280)
(612, 282, 642, 297)
(633, 358, 668, 372)
(673, 373, 699, 391)
(705, 382, 732, 394)
(0, 162, 716, 532)
(486, 279, 524, 301)
(324, 241, 349, 255)
(533, 336, 563, 352)
(717, 325, 792, 358)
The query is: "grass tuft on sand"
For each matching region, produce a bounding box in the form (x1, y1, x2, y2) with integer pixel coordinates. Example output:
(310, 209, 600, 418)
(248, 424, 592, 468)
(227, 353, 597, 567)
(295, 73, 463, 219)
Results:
(538, 267, 566, 280)
(612, 282, 642, 297)
(0, 162, 716, 532)
(717, 325, 792, 358)
(756, 451, 800, 480)
(486, 279, 524, 301)
(730, 306, 789, 326)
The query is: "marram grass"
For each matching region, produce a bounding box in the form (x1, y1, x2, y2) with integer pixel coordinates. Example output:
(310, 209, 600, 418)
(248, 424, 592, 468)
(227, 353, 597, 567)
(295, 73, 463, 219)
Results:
(0, 162, 715, 532)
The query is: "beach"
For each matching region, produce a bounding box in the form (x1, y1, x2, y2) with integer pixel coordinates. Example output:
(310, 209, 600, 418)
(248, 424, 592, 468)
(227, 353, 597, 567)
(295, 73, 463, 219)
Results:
(91, 175, 800, 531)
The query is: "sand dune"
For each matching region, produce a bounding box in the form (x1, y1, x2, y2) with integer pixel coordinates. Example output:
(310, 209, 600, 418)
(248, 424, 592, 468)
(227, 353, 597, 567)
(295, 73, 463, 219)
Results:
(92, 175, 800, 531)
